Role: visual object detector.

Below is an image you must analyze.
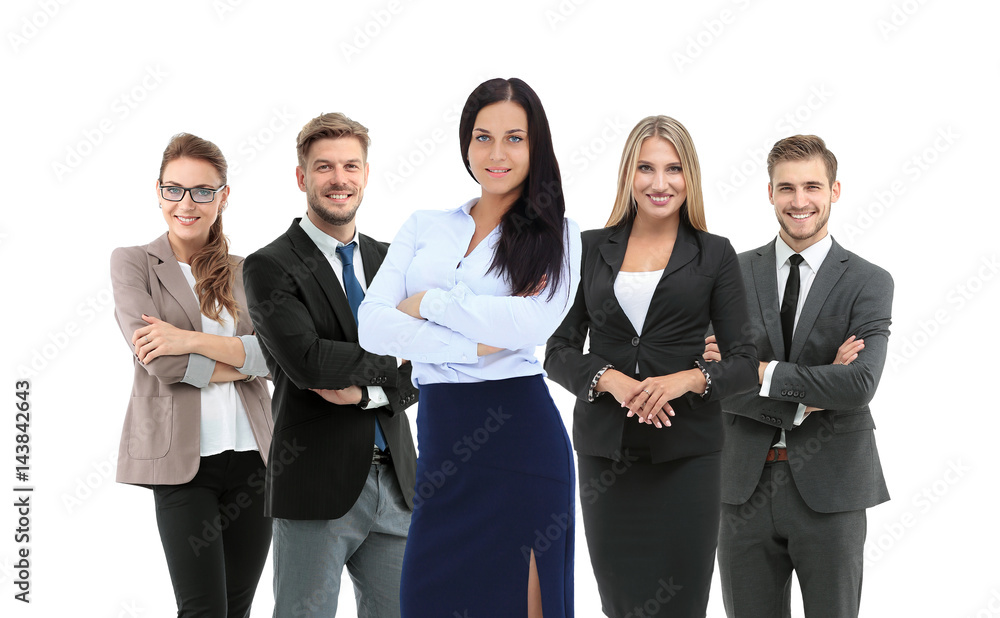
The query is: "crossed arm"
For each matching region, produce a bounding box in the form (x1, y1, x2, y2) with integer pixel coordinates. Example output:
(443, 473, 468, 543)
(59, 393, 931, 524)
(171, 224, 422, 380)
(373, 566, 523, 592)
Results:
(110, 247, 267, 387)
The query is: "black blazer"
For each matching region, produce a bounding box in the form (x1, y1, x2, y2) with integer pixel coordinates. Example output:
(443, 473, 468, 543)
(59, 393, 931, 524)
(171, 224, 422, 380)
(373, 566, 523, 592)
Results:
(545, 219, 758, 463)
(243, 219, 418, 520)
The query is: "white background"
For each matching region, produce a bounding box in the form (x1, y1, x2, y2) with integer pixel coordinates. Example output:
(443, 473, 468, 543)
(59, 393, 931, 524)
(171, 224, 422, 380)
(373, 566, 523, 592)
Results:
(2, 0, 998, 616)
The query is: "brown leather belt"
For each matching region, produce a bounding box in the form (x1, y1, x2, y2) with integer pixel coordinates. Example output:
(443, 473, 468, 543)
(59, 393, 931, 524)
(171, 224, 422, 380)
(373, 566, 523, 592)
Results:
(765, 447, 788, 463)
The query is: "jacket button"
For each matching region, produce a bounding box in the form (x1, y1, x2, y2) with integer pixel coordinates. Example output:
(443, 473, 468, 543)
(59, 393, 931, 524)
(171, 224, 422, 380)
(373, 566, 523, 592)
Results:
(781, 390, 787, 396)
(631, 336, 640, 347)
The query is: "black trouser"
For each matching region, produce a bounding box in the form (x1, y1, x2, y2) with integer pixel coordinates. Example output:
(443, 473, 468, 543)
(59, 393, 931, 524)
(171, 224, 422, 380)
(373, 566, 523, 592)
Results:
(152, 450, 272, 618)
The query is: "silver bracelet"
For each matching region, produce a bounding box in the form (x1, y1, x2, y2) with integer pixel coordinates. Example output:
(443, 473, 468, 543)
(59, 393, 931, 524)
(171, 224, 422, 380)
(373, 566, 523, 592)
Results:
(693, 360, 711, 398)
(588, 364, 614, 402)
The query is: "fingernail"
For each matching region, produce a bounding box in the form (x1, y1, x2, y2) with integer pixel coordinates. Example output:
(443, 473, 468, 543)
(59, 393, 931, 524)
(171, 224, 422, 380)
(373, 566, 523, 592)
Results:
(655, 422, 662, 428)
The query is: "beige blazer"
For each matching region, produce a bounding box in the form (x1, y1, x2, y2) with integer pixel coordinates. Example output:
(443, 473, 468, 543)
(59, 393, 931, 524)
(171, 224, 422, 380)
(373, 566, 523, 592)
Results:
(111, 233, 273, 486)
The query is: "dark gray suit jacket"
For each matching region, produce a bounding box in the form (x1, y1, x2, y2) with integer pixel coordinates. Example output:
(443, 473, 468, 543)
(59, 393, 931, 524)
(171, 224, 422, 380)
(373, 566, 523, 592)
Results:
(243, 219, 418, 520)
(721, 236, 892, 513)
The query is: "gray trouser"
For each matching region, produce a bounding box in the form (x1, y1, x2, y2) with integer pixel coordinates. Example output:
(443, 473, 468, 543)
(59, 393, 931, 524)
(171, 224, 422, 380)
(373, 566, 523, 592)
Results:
(272, 462, 411, 618)
(719, 461, 867, 618)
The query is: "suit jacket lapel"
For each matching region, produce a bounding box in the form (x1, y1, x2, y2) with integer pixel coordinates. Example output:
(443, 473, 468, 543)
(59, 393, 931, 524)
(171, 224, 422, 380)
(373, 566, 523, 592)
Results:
(789, 238, 849, 362)
(752, 240, 786, 361)
(358, 234, 383, 288)
(148, 233, 202, 332)
(598, 222, 633, 335)
(285, 220, 359, 341)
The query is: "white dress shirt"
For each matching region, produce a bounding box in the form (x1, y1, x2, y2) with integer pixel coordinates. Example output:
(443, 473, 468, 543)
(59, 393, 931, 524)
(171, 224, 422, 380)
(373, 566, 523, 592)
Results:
(177, 262, 258, 456)
(614, 269, 664, 372)
(763, 233, 833, 447)
(298, 215, 389, 409)
(358, 198, 582, 386)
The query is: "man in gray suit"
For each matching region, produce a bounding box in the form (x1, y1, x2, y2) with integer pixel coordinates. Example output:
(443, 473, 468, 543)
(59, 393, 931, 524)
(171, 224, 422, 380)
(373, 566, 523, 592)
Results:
(709, 135, 892, 617)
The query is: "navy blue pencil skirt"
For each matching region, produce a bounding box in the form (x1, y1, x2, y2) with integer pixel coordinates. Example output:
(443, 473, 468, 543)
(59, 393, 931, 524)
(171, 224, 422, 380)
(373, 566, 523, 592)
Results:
(400, 375, 575, 617)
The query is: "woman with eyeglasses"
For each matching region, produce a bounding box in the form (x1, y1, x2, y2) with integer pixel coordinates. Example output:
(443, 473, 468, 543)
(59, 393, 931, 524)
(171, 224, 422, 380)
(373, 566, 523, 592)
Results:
(110, 133, 273, 617)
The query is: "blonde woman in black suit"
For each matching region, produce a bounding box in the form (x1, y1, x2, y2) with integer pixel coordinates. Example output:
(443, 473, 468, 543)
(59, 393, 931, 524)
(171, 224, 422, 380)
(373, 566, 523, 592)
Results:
(545, 116, 758, 617)
(111, 133, 272, 617)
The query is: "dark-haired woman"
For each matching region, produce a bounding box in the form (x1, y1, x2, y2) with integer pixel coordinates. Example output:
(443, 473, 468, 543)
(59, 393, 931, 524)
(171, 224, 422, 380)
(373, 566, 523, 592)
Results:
(544, 116, 758, 617)
(359, 78, 580, 617)
(111, 133, 273, 617)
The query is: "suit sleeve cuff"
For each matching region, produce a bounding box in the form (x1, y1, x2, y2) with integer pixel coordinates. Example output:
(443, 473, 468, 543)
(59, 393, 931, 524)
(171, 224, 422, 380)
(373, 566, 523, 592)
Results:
(759, 360, 779, 397)
(180, 353, 215, 388)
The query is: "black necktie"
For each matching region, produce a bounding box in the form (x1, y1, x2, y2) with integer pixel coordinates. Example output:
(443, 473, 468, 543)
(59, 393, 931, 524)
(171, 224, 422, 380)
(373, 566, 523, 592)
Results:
(780, 254, 804, 360)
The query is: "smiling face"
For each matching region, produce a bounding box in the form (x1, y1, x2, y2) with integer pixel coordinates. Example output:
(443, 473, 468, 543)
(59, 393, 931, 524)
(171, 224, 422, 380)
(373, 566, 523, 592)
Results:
(297, 136, 369, 239)
(157, 157, 228, 258)
(631, 137, 687, 226)
(466, 101, 530, 204)
(768, 156, 840, 252)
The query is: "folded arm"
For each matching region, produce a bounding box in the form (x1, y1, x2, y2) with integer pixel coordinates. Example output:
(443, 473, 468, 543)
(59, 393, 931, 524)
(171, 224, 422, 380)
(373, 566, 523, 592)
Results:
(243, 251, 401, 392)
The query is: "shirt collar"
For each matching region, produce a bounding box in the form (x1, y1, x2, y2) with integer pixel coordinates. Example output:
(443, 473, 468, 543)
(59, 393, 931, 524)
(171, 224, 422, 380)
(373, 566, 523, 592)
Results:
(774, 233, 833, 273)
(298, 214, 360, 257)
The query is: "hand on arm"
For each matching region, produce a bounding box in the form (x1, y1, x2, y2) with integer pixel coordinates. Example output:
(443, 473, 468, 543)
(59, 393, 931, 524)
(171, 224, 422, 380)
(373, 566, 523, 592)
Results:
(133, 314, 248, 367)
(310, 386, 363, 406)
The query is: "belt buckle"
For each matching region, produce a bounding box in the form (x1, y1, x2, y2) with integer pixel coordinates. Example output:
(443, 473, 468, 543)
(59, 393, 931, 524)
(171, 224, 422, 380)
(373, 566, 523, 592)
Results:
(372, 446, 390, 465)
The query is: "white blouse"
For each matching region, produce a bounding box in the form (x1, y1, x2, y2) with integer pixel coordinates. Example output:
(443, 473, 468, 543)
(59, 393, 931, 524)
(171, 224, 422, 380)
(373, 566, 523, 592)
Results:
(613, 269, 665, 336)
(177, 262, 258, 456)
(358, 198, 582, 386)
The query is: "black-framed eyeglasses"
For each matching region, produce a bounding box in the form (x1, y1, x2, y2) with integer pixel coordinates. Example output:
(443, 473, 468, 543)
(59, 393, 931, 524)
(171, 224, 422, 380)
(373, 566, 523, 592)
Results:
(159, 184, 228, 204)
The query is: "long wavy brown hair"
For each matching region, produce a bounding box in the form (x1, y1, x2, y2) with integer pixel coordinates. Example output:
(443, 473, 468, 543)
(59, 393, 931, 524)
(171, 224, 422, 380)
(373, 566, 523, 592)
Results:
(158, 133, 238, 325)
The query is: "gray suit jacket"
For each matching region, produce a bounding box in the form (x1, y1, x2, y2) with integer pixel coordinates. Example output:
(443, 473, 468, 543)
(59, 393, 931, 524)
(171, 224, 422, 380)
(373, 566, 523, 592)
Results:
(721, 236, 892, 513)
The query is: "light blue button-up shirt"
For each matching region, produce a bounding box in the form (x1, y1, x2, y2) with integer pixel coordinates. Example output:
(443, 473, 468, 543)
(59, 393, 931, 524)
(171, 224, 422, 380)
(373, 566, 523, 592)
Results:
(358, 199, 582, 386)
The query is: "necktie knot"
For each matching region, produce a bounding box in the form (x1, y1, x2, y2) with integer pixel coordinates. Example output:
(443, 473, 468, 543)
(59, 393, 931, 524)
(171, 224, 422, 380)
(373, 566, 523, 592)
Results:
(788, 253, 804, 267)
(336, 242, 357, 266)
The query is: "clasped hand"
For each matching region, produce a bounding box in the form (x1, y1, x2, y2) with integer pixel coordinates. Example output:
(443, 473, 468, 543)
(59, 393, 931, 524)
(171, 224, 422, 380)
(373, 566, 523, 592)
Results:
(132, 314, 193, 364)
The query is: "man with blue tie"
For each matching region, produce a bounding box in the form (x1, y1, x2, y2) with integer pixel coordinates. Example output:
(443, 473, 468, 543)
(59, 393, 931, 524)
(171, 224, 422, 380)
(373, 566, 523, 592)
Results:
(711, 135, 893, 617)
(243, 112, 418, 617)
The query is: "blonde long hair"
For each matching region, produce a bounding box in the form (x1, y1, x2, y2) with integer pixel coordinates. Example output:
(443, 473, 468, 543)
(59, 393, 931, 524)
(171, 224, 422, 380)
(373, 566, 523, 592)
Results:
(158, 133, 238, 325)
(605, 116, 707, 232)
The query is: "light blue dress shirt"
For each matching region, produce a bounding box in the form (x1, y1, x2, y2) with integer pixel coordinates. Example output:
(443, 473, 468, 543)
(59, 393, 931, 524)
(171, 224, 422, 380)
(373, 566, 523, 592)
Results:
(358, 199, 582, 386)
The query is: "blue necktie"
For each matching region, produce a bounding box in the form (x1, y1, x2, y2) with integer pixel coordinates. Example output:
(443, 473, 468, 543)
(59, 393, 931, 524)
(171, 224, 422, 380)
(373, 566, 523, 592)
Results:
(336, 242, 388, 453)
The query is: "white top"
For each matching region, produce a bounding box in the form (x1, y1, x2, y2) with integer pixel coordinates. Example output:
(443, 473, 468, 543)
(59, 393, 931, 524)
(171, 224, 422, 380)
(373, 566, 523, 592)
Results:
(760, 233, 833, 446)
(298, 215, 388, 408)
(177, 262, 258, 456)
(358, 198, 582, 386)
(613, 269, 664, 336)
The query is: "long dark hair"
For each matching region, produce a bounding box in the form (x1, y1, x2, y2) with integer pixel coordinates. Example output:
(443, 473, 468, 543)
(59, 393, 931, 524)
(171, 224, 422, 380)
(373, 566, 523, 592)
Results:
(459, 78, 566, 300)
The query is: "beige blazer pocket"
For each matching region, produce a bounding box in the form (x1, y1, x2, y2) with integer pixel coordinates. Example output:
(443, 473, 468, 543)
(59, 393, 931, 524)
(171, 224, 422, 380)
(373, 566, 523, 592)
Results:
(127, 396, 172, 459)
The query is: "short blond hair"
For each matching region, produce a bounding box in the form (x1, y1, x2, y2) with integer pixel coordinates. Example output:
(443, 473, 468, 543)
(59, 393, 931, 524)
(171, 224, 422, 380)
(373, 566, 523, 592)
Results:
(605, 115, 706, 232)
(767, 135, 838, 186)
(296, 112, 370, 167)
